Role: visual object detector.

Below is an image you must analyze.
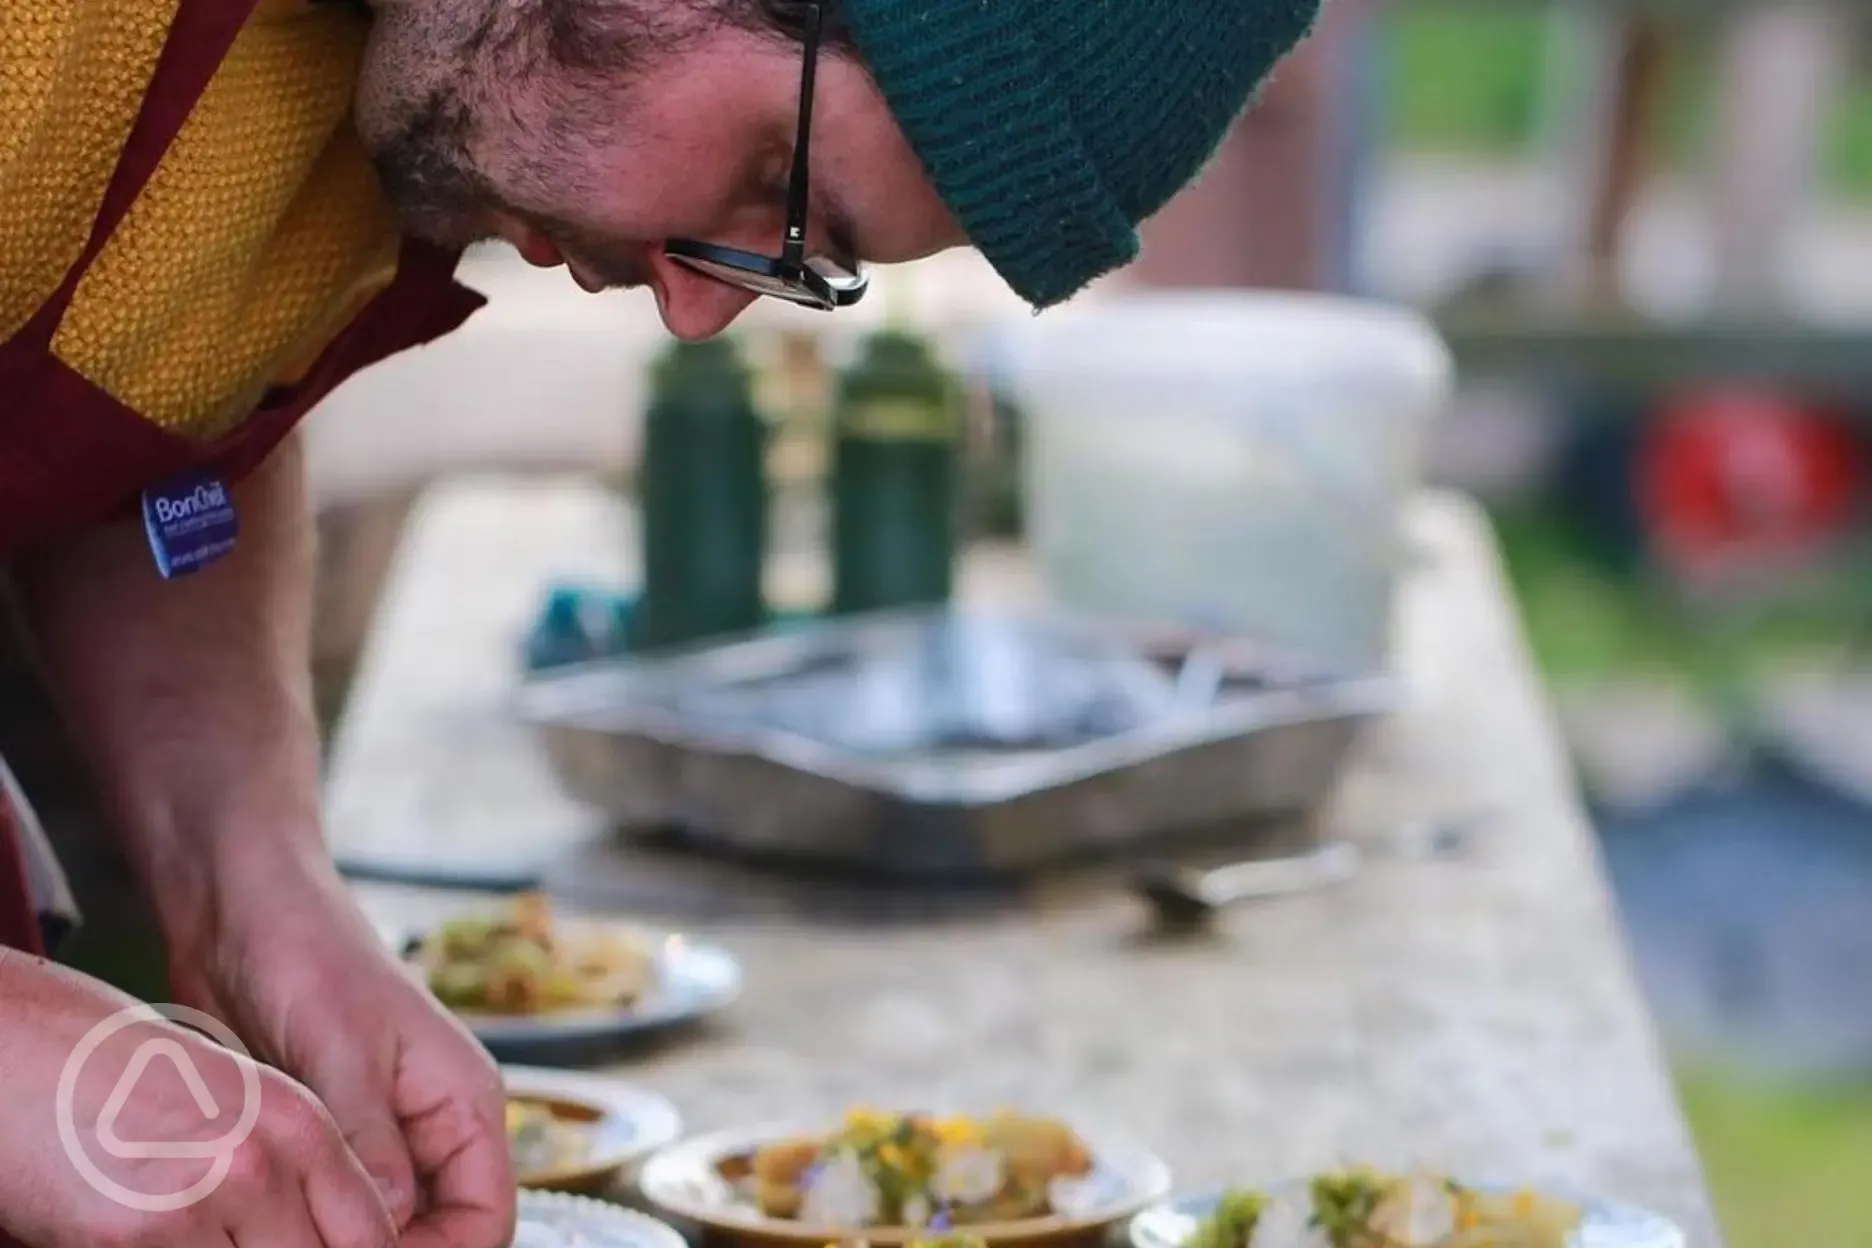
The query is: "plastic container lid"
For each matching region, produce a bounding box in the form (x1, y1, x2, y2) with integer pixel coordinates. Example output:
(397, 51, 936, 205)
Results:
(988, 291, 1453, 394)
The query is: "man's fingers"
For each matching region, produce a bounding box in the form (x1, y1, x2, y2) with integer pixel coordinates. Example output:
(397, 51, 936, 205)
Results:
(401, 1202, 518, 1248)
(319, 1083, 420, 1228)
(222, 1079, 389, 1248)
(249, 1070, 398, 1248)
(299, 1134, 400, 1248)
(292, 1039, 419, 1229)
(398, 1076, 515, 1248)
(228, 1188, 332, 1248)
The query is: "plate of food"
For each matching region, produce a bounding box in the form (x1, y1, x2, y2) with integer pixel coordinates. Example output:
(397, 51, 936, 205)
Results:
(511, 1190, 689, 1248)
(637, 1108, 1172, 1247)
(1128, 1167, 1685, 1248)
(503, 1065, 683, 1193)
(395, 892, 742, 1058)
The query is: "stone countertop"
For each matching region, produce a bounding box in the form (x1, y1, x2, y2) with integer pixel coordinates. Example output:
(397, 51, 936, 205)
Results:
(327, 476, 1723, 1245)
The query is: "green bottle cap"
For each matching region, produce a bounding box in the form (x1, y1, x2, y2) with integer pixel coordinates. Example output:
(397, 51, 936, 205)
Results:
(841, 330, 949, 400)
(650, 336, 754, 407)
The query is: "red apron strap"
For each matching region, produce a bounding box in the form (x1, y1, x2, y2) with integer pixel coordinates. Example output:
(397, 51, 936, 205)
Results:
(7, 0, 263, 352)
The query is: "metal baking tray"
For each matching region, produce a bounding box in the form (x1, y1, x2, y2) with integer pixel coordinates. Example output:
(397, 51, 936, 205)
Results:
(515, 607, 1398, 877)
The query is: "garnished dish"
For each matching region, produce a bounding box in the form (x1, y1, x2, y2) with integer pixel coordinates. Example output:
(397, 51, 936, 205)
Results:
(1131, 1170, 1684, 1248)
(833, 1237, 990, 1248)
(747, 1109, 1096, 1227)
(1196, 1168, 1579, 1248)
(501, 1065, 684, 1193)
(508, 1098, 596, 1178)
(404, 892, 658, 1015)
(391, 897, 743, 1060)
(638, 1111, 1172, 1246)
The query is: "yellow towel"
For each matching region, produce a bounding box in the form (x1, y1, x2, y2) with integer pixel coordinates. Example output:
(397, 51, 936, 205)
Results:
(2, 0, 401, 442)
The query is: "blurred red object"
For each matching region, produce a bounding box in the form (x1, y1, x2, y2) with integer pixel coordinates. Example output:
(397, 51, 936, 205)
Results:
(1637, 388, 1863, 573)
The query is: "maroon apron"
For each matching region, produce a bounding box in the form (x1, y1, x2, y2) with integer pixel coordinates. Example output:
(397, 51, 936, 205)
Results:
(0, 803, 41, 956)
(0, 0, 487, 959)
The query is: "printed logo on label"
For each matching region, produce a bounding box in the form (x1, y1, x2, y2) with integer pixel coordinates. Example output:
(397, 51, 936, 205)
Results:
(142, 472, 239, 580)
(150, 482, 229, 526)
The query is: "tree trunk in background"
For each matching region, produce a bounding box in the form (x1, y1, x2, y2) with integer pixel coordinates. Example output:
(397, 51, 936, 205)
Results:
(1584, 17, 1671, 306)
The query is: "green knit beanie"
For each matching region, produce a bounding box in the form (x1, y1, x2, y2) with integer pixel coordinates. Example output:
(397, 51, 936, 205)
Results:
(842, 0, 1323, 308)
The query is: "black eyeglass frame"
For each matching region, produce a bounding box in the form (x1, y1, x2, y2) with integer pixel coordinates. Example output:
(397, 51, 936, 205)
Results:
(662, 1, 868, 311)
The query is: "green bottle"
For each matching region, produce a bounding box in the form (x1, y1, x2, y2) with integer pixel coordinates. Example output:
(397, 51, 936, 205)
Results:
(830, 330, 961, 615)
(630, 337, 768, 651)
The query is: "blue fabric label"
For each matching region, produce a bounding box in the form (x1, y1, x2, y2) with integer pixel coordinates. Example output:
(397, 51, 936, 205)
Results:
(141, 471, 239, 580)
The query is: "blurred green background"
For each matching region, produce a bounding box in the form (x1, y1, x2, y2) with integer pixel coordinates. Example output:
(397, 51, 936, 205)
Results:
(1388, 10, 1872, 198)
(1678, 1067, 1872, 1246)
(1385, 12, 1872, 1246)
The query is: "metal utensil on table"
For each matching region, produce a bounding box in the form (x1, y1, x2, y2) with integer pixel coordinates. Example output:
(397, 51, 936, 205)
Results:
(1135, 841, 1362, 929)
(1170, 645, 1227, 714)
(1133, 813, 1488, 930)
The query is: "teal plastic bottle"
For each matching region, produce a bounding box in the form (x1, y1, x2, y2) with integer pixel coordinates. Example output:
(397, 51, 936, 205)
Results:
(629, 337, 768, 650)
(830, 330, 961, 615)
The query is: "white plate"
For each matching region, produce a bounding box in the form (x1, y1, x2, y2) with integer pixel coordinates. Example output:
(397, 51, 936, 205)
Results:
(502, 1066, 684, 1191)
(393, 919, 742, 1059)
(512, 1190, 689, 1248)
(1129, 1186, 1686, 1248)
(639, 1117, 1173, 1246)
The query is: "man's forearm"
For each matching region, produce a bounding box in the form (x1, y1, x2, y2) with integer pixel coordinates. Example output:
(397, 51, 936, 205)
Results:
(13, 435, 329, 956)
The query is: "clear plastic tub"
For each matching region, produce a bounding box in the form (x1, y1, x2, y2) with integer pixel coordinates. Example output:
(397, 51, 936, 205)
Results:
(979, 292, 1454, 669)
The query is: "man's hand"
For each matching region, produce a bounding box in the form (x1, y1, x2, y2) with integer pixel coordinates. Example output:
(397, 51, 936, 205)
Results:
(169, 860, 516, 1248)
(0, 952, 398, 1248)
(13, 437, 514, 1246)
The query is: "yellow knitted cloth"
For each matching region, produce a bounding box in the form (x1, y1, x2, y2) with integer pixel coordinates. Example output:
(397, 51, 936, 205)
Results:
(1, 0, 400, 442)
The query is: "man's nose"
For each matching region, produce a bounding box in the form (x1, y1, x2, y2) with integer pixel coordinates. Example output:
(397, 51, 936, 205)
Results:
(647, 252, 761, 342)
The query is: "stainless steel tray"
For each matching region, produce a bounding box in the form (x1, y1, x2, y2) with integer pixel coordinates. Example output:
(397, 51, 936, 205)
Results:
(516, 607, 1398, 877)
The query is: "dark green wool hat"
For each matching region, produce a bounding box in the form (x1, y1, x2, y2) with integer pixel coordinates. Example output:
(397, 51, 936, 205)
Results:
(841, 0, 1323, 308)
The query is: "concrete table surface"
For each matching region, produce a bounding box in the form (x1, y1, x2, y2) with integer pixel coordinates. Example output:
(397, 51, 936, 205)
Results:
(326, 476, 1723, 1246)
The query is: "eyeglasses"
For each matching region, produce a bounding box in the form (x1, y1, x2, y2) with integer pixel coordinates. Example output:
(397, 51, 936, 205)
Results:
(663, 1, 868, 311)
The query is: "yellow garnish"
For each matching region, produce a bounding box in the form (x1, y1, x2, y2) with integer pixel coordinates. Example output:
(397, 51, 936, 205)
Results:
(843, 1107, 896, 1134)
(930, 1116, 983, 1147)
(754, 1109, 1089, 1227)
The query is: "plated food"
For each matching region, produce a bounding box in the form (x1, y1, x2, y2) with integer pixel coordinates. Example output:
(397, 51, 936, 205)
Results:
(1131, 1171, 1684, 1248)
(501, 1065, 683, 1194)
(391, 894, 743, 1059)
(508, 1098, 593, 1176)
(405, 892, 657, 1015)
(748, 1109, 1097, 1227)
(639, 1110, 1171, 1246)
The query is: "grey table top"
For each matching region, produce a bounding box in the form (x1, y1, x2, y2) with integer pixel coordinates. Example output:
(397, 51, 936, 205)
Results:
(325, 476, 1723, 1246)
